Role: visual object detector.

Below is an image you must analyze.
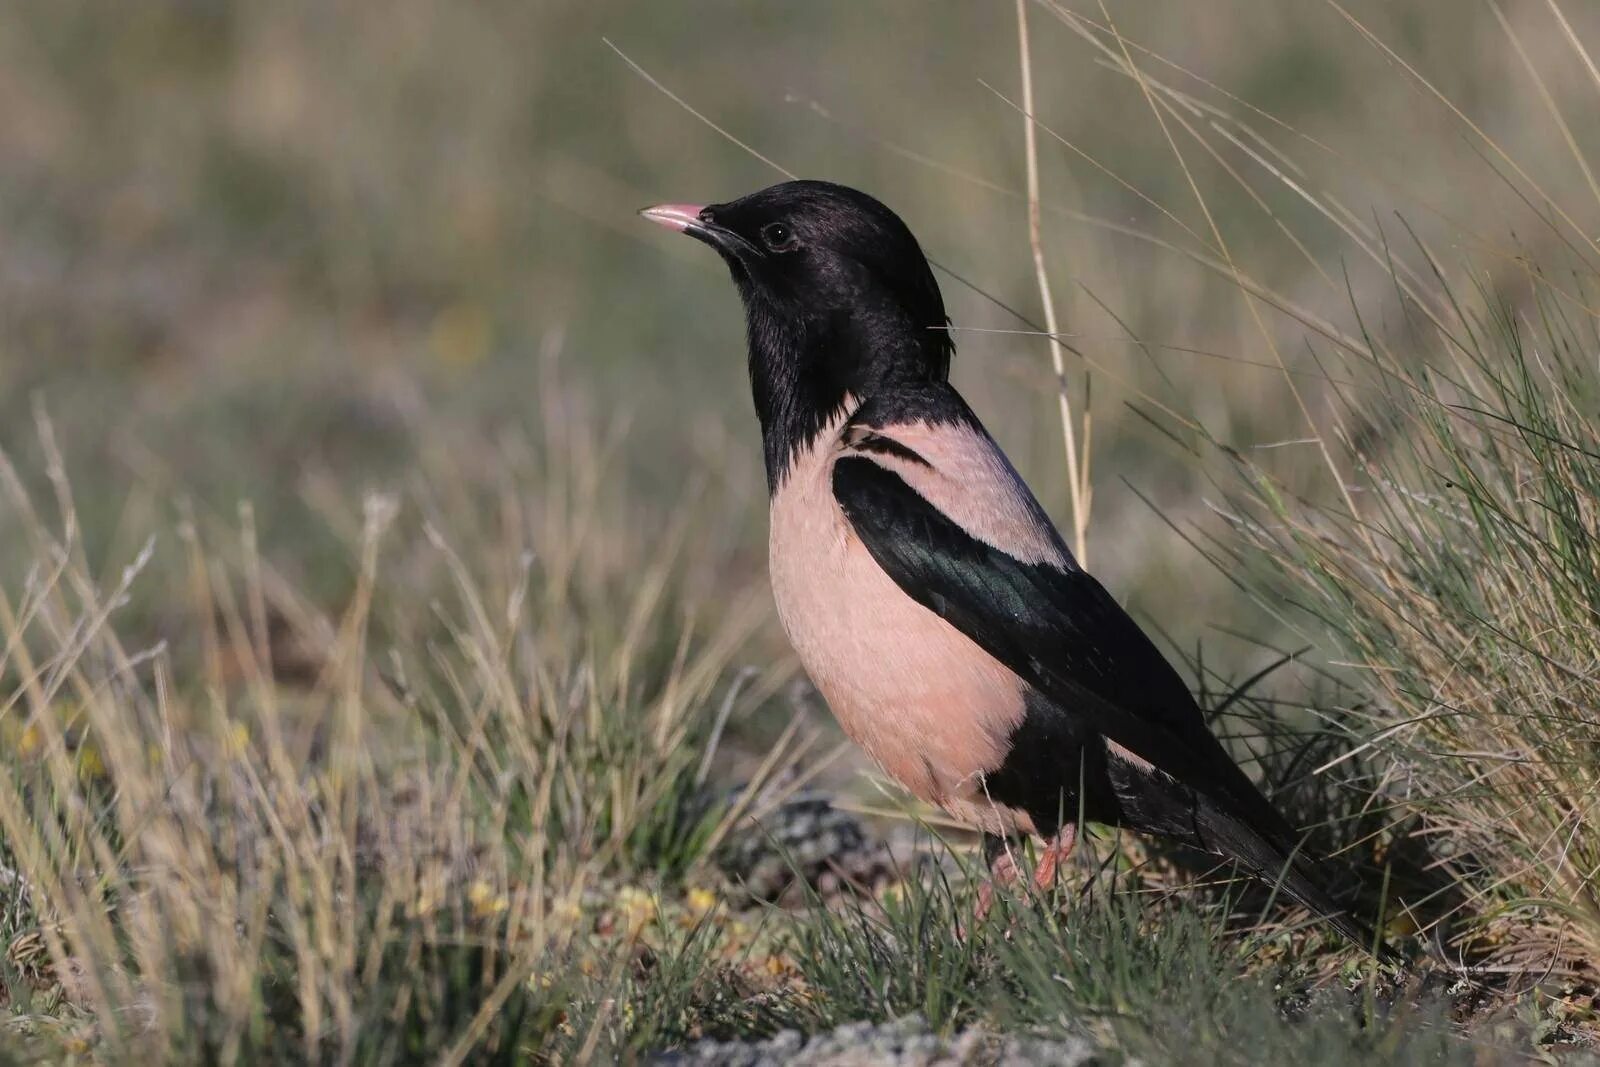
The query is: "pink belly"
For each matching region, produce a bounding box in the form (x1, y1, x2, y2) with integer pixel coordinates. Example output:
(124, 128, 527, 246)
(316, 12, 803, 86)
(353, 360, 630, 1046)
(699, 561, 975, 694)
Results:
(768, 448, 1031, 835)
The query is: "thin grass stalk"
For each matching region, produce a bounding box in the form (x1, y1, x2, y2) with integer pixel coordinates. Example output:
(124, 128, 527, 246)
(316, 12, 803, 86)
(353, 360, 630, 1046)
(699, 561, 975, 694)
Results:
(1016, 0, 1091, 564)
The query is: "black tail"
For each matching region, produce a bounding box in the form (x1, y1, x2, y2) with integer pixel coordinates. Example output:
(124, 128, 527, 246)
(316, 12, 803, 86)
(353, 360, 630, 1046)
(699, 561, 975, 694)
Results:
(1198, 799, 1401, 964)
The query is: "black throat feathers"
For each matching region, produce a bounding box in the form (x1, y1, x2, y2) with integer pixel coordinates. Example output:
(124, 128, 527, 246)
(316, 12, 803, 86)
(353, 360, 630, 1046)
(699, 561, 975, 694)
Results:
(744, 292, 952, 492)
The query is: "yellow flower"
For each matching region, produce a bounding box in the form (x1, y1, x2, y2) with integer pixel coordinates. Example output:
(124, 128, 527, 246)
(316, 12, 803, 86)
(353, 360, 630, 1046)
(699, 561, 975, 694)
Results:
(76, 743, 106, 781)
(222, 721, 250, 759)
(685, 887, 717, 919)
(467, 879, 509, 919)
(615, 887, 656, 935)
(411, 873, 444, 919)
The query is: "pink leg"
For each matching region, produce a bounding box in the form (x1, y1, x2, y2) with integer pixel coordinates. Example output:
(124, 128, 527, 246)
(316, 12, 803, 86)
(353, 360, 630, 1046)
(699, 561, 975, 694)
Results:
(1031, 823, 1078, 891)
(973, 842, 1021, 924)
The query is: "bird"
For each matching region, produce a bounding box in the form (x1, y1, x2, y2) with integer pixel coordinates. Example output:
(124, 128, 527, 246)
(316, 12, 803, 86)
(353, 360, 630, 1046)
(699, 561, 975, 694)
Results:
(641, 179, 1389, 956)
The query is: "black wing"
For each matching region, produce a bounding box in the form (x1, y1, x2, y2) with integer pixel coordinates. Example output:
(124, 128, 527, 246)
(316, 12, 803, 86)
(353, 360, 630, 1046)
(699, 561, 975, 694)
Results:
(831, 453, 1288, 831)
(831, 453, 1405, 958)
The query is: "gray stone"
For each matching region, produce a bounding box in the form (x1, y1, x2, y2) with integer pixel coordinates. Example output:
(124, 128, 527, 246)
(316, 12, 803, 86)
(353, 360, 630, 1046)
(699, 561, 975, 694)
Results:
(650, 1014, 1103, 1066)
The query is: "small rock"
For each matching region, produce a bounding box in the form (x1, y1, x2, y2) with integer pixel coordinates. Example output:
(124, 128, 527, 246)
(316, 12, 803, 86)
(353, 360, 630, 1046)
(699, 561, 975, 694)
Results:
(650, 1013, 1103, 1066)
(716, 791, 910, 904)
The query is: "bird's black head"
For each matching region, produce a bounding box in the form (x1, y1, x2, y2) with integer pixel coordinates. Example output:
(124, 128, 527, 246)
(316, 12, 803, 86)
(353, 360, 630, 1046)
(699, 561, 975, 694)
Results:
(642, 180, 953, 489)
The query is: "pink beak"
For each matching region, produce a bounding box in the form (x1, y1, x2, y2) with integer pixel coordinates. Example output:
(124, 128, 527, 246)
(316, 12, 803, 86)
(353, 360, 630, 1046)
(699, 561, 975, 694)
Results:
(638, 203, 708, 233)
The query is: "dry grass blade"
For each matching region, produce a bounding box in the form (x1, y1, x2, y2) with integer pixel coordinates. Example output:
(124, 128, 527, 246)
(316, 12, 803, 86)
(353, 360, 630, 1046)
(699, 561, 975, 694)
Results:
(1324, 0, 1600, 264)
(1229, 267, 1600, 965)
(0, 395, 791, 1061)
(1488, 0, 1600, 220)
(1016, 0, 1091, 564)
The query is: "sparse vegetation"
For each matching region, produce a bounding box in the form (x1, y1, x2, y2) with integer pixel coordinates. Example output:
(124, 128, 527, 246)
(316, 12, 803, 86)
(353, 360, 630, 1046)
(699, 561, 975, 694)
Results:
(1229, 251, 1600, 974)
(4, 1, 1600, 1063)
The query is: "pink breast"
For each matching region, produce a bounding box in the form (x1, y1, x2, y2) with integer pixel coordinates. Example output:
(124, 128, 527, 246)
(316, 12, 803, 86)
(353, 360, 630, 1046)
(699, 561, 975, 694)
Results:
(767, 423, 1032, 835)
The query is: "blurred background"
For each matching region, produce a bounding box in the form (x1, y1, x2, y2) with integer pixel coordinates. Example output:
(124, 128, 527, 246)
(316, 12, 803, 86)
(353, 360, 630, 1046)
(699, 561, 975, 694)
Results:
(3, 0, 1598, 676)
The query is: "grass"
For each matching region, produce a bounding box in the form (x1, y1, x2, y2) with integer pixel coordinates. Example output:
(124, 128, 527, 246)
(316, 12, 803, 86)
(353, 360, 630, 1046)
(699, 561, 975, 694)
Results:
(1227, 252, 1600, 972)
(780, 869, 1461, 1066)
(5, 0, 1600, 1063)
(0, 399, 800, 1062)
(0, 386, 1587, 1061)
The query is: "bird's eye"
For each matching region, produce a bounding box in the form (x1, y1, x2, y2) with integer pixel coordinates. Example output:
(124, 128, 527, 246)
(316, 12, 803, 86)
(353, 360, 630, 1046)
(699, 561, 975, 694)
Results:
(760, 222, 797, 251)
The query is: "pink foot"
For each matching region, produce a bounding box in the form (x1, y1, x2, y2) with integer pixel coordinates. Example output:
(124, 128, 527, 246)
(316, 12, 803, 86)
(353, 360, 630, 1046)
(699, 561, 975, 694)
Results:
(973, 843, 1020, 924)
(970, 825, 1079, 934)
(1031, 823, 1078, 891)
